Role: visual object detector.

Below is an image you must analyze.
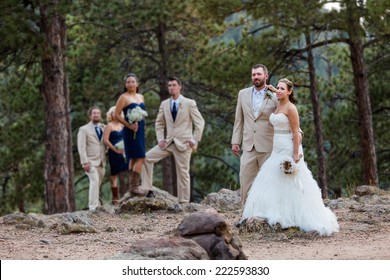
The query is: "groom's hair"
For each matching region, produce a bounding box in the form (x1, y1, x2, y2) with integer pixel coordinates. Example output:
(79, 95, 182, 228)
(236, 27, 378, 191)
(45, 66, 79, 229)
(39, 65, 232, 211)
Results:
(252, 64, 268, 75)
(168, 76, 182, 86)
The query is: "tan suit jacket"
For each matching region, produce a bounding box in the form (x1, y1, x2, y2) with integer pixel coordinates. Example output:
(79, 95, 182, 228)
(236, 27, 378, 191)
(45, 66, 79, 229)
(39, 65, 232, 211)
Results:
(231, 86, 278, 152)
(77, 122, 106, 167)
(156, 96, 205, 151)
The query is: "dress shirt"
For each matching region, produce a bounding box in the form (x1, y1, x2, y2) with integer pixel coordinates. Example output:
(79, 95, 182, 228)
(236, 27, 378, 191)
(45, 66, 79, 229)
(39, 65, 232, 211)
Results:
(252, 88, 265, 118)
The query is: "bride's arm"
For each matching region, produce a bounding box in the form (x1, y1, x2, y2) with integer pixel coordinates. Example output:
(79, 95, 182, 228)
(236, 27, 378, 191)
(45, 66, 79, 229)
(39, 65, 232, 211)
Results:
(287, 105, 302, 163)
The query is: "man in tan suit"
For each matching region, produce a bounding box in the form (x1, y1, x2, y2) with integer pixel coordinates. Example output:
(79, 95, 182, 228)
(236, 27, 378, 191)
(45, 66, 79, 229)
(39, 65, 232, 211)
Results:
(231, 64, 278, 207)
(142, 76, 205, 203)
(77, 106, 106, 211)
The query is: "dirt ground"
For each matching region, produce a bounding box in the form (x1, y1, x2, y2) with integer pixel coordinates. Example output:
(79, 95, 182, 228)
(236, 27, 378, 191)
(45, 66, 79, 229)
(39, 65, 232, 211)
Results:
(1, 197, 390, 260)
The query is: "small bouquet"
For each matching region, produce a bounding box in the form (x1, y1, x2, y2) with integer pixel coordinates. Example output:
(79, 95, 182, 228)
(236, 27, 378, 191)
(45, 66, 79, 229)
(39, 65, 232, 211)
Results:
(279, 156, 299, 175)
(114, 140, 126, 162)
(126, 106, 148, 139)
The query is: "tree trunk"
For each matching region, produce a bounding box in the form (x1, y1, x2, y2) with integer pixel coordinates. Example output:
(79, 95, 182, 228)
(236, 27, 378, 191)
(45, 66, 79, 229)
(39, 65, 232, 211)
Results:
(40, 1, 75, 214)
(156, 21, 177, 196)
(305, 31, 328, 198)
(346, 0, 378, 185)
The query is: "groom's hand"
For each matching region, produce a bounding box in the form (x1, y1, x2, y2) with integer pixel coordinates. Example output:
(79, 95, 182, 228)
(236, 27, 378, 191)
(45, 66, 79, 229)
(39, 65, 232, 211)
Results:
(186, 140, 195, 149)
(232, 144, 241, 157)
(158, 140, 167, 149)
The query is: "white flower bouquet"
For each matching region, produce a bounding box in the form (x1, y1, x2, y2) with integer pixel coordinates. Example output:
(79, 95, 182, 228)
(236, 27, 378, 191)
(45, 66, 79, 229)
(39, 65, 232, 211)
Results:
(279, 156, 299, 175)
(114, 140, 126, 161)
(126, 106, 148, 139)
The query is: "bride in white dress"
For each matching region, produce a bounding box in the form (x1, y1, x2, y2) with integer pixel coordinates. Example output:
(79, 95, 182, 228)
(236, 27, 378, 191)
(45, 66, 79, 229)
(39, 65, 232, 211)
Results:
(241, 78, 339, 236)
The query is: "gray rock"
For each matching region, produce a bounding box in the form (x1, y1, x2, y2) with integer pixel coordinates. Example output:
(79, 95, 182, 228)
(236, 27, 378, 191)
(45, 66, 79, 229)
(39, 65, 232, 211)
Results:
(56, 222, 97, 235)
(179, 202, 212, 213)
(116, 187, 180, 214)
(116, 197, 177, 214)
(38, 212, 98, 235)
(3, 212, 46, 228)
(108, 236, 209, 260)
(355, 185, 384, 196)
(201, 188, 240, 212)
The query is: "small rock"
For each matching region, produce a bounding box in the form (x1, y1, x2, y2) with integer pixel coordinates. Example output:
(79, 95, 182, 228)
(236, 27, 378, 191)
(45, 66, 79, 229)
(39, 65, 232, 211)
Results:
(355, 185, 383, 196)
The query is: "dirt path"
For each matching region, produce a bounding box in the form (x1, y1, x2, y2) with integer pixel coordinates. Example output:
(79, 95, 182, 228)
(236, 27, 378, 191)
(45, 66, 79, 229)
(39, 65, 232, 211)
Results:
(1, 202, 389, 260)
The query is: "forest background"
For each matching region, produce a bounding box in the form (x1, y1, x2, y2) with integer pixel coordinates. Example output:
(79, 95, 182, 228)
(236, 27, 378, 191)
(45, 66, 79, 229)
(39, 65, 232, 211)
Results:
(0, 0, 389, 215)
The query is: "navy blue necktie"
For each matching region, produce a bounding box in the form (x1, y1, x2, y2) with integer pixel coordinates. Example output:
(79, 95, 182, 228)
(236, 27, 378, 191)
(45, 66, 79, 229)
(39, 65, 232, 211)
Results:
(172, 102, 177, 122)
(95, 126, 102, 141)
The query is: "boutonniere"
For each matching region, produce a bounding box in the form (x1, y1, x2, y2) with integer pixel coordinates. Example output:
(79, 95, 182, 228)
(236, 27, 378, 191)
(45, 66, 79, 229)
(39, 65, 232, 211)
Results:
(177, 100, 183, 108)
(265, 91, 273, 100)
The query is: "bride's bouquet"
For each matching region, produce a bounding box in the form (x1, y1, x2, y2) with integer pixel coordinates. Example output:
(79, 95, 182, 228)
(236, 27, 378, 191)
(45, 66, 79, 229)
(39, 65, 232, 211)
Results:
(114, 140, 126, 162)
(126, 106, 148, 139)
(279, 156, 299, 175)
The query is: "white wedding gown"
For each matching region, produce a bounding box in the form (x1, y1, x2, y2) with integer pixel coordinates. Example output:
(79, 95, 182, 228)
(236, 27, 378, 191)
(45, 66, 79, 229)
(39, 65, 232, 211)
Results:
(242, 113, 339, 236)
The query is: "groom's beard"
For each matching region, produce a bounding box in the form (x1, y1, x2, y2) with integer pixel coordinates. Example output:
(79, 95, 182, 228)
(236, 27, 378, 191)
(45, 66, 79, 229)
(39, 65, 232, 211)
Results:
(253, 78, 265, 88)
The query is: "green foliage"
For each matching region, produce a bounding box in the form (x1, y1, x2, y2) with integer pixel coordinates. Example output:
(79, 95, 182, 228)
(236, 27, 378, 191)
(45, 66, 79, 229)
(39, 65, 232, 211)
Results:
(0, 65, 45, 215)
(1, 0, 389, 214)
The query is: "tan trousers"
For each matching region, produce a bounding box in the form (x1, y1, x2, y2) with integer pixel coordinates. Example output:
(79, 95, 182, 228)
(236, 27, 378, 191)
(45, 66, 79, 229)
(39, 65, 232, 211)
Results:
(240, 149, 271, 207)
(142, 144, 192, 203)
(86, 164, 105, 211)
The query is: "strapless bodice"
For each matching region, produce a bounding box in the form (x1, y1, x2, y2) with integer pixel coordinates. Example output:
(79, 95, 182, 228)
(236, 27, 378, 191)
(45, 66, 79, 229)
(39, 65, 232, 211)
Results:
(123, 102, 145, 122)
(270, 113, 291, 132)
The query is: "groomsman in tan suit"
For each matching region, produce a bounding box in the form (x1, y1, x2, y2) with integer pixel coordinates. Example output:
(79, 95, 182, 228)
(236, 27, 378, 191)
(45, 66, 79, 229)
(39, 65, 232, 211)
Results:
(142, 76, 205, 203)
(231, 64, 278, 207)
(77, 106, 106, 211)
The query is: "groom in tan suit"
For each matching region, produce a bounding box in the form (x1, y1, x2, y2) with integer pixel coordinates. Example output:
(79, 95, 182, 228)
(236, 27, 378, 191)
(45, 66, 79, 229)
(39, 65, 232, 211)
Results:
(231, 64, 278, 207)
(77, 106, 106, 211)
(142, 76, 205, 203)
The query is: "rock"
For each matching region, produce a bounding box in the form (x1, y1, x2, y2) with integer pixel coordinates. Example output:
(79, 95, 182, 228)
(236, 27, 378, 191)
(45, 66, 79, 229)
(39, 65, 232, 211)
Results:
(179, 202, 212, 212)
(355, 185, 384, 196)
(108, 236, 209, 260)
(175, 208, 231, 241)
(40, 212, 98, 235)
(116, 197, 177, 213)
(3, 212, 46, 228)
(175, 209, 247, 260)
(189, 233, 241, 260)
(327, 197, 359, 209)
(201, 188, 240, 212)
(239, 217, 276, 234)
(56, 222, 97, 235)
(116, 187, 179, 214)
(189, 233, 224, 257)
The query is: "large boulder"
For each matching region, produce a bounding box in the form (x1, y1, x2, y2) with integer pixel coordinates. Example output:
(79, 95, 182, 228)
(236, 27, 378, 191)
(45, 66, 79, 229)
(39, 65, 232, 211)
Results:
(108, 236, 209, 260)
(175, 208, 247, 260)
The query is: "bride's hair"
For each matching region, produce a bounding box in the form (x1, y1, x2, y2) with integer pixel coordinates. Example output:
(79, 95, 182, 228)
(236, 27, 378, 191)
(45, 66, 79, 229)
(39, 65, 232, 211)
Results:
(278, 78, 297, 104)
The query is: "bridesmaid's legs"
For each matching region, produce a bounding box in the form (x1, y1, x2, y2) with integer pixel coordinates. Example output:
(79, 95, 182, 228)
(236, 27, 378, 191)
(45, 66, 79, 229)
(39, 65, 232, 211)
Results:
(110, 175, 119, 205)
(128, 158, 147, 196)
(131, 158, 144, 174)
(118, 172, 127, 198)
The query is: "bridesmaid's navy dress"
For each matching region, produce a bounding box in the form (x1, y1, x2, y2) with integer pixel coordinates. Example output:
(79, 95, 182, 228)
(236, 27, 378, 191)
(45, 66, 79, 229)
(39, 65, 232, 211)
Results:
(122, 103, 146, 163)
(108, 129, 128, 175)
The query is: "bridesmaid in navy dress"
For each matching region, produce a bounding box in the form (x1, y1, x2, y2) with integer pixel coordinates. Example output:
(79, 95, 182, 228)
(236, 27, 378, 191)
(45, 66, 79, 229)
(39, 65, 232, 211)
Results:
(114, 73, 149, 197)
(103, 106, 128, 205)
